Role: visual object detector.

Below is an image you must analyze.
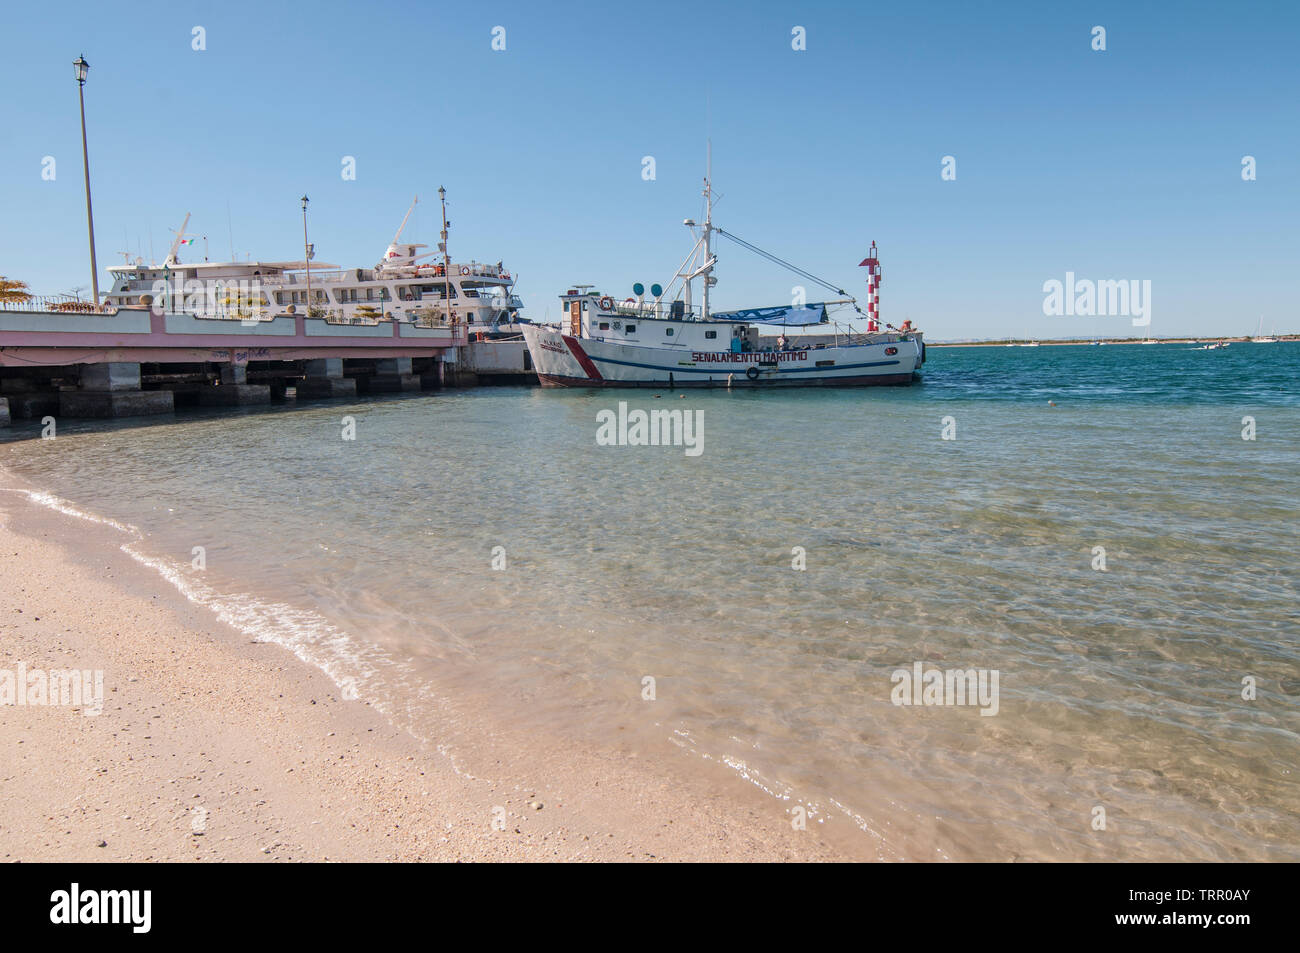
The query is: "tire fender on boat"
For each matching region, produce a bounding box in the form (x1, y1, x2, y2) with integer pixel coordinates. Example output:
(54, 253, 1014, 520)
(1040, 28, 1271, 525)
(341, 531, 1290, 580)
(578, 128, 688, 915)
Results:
(745, 365, 760, 381)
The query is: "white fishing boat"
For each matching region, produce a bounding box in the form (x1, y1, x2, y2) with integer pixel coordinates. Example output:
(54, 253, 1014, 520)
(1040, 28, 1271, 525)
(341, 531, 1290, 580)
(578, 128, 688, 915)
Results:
(522, 166, 924, 388)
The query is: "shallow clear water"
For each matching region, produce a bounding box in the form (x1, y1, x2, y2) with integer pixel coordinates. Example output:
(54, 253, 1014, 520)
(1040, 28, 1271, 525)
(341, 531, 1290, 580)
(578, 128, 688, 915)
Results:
(4, 341, 1298, 860)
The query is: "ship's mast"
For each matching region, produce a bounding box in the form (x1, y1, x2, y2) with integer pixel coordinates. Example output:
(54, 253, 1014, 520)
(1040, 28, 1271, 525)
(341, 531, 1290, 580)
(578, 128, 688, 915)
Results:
(679, 144, 717, 322)
(701, 142, 714, 321)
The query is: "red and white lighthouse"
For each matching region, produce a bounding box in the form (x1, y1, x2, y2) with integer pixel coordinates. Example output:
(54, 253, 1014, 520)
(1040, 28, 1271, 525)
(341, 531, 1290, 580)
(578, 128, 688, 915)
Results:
(859, 241, 881, 332)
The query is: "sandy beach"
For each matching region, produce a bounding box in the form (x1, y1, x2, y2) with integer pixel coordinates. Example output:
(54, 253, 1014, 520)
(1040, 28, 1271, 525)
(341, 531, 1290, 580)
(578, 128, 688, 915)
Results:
(0, 475, 847, 863)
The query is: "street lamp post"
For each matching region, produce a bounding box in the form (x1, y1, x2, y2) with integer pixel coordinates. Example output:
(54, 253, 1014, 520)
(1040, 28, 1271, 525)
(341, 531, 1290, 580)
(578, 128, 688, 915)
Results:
(301, 195, 311, 315)
(73, 55, 99, 309)
(438, 185, 451, 328)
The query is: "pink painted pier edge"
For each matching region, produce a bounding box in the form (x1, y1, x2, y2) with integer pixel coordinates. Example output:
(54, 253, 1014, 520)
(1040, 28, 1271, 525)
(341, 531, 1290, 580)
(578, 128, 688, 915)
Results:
(0, 306, 464, 367)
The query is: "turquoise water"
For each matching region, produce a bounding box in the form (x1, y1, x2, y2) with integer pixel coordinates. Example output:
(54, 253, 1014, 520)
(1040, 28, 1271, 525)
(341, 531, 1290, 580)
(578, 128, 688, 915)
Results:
(3, 342, 1298, 860)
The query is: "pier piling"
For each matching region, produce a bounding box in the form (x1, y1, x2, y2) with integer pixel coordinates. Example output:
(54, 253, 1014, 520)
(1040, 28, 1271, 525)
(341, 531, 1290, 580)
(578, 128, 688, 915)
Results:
(365, 357, 421, 394)
(59, 362, 174, 419)
(297, 358, 357, 399)
(198, 362, 271, 407)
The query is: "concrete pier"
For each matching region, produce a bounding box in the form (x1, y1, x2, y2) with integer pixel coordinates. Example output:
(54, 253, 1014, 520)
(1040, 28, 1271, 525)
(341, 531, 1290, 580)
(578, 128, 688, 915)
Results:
(365, 357, 421, 394)
(4, 394, 59, 419)
(198, 363, 272, 407)
(297, 358, 357, 399)
(0, 377, 59, 420)
(59, 362, 174, 419)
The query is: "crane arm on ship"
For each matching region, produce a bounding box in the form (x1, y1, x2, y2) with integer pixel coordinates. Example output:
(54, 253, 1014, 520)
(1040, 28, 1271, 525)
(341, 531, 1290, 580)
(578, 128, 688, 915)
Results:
(392, 196, 418, 246)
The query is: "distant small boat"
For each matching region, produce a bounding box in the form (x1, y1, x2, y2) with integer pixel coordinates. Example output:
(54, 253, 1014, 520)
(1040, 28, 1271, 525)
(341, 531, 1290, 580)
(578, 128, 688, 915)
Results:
(1253, 315, 1278, 343)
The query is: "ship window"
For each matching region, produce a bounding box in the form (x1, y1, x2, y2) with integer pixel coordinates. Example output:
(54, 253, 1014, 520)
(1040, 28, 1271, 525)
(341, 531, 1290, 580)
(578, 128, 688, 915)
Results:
(705, 330, 717, 339)
(599, 322, 609, 331)
(625, 324, 636, 333)
(665, 327, 674, 336)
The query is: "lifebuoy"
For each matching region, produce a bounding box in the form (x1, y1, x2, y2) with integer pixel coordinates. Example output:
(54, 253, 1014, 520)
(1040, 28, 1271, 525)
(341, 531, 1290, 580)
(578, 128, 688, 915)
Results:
(598, 295, 615, 311)
(745, 365, 760, 381)
(460, 266, 471, 276)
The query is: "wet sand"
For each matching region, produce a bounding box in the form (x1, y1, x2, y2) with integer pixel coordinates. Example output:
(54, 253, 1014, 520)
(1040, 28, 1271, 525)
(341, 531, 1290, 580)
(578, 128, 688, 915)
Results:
(0, 480, 848, 862)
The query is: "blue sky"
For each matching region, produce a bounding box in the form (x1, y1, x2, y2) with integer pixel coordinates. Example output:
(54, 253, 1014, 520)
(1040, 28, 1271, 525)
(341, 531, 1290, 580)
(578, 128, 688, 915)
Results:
(1, 0, 1296, 339)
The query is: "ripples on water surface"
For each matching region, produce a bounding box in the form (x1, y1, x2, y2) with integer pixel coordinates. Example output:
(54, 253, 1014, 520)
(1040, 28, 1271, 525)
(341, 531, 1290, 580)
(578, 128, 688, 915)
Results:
(4, 342, 1297, 860)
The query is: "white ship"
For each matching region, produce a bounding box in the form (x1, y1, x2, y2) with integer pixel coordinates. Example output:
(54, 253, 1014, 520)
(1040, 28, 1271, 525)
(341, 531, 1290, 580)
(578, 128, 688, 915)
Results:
(104, 193, 523, 333)
(521, 170, 924, 388)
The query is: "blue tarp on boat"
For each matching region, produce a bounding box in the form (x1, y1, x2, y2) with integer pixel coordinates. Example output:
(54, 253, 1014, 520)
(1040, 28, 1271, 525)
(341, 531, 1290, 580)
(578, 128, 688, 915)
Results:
(709, 303, 829, 325)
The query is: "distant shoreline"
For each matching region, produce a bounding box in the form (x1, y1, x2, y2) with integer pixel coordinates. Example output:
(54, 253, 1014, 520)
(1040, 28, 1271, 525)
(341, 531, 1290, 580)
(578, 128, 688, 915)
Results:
(928, 336, 1298, 347)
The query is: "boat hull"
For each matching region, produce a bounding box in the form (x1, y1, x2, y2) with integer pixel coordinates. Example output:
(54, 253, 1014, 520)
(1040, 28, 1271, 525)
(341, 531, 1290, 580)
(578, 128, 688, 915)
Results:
(522, 326, 922, 388)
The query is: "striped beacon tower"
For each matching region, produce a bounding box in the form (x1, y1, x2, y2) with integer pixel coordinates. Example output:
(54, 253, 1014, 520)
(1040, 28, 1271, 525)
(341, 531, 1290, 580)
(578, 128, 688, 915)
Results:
(859, 241, 881, 332)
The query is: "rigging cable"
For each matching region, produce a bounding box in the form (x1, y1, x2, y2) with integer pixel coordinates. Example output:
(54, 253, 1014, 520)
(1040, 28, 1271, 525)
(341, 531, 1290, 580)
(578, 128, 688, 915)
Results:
(713, 227, 864, 315)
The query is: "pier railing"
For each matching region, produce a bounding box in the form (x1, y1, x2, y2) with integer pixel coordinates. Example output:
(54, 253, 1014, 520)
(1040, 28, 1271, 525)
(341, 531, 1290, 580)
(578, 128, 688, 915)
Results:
(0, 296, 112, 313)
